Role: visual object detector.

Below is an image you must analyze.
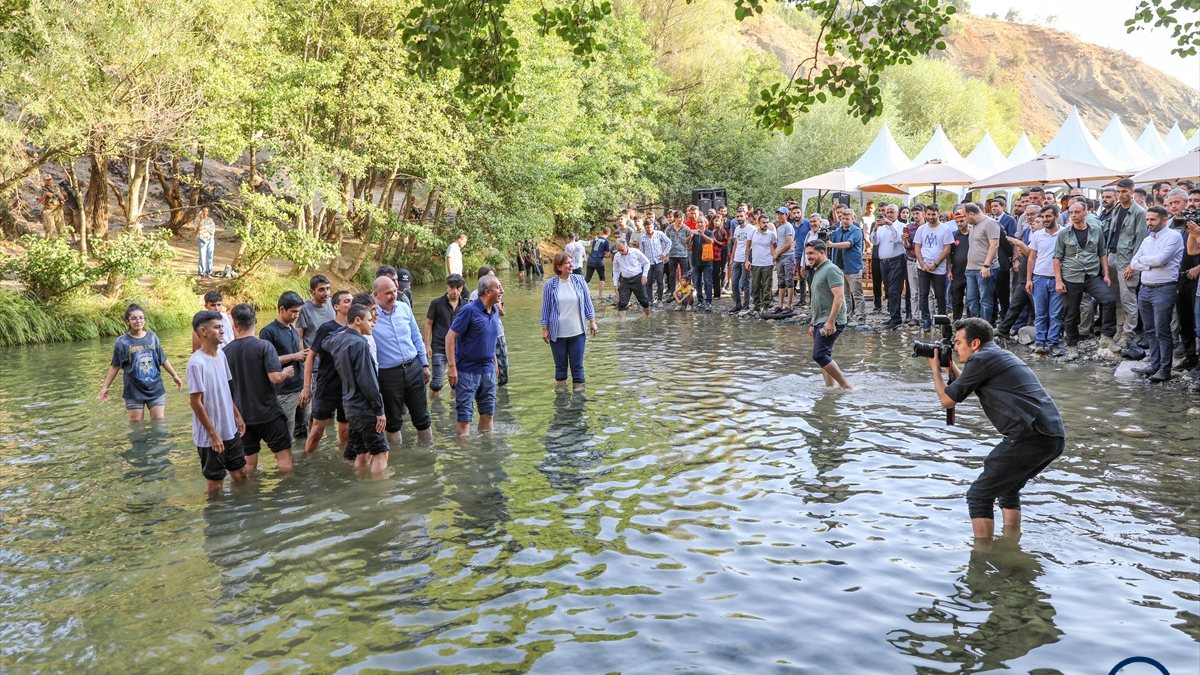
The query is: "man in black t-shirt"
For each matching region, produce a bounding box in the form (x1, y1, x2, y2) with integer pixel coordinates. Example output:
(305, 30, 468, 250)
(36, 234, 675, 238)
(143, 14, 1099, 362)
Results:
(225, 304, 297, 472)
(928, 318, 1065, 542)
(259, 291, 310, 438)
(949, 209, 971, 320)
(424, 273, 465, 394)
(301, 291, 353, 454)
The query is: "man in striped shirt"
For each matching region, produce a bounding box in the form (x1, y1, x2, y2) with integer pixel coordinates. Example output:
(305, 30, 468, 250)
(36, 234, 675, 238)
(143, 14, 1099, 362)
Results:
(640, 219, 671, 306)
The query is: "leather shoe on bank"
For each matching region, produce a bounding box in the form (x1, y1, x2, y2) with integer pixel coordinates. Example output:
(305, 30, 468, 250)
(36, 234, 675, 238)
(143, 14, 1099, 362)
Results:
(1131, 364, 1158, 375)
(1149, 369, 1172, 383)
(1177, 355, 1199, 371)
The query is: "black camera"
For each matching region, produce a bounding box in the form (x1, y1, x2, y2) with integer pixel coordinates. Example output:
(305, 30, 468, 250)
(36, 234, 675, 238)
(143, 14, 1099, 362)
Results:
(815, 227, 832, 241)
(1178, 209, 1200, 226)
(911, 315, 954, 368)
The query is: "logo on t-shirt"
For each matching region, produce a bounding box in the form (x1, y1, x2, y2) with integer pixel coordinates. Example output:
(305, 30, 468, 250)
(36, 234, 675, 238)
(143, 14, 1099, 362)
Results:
(132, 344, 158, 386)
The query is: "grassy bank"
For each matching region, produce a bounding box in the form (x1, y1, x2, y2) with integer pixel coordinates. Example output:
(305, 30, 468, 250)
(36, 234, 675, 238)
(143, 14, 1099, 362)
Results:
(0, 272, 364, 349)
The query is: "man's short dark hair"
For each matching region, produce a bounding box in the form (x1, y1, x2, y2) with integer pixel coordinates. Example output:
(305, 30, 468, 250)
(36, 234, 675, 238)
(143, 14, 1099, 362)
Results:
(445, 273, 465, 288)
(476, 265, 496, 279)
(1152, 181, 1171, 191)
(278, 291, 304, 310)
(347, 304, 372, 324)
(331, 290, 352, 306)
(375, 265, 397, 279)
(1040, 205, 1060, 217)
(351, 292, 375, 307)
(192, 310, 222, 334)
(230, 303, 255, 330)
(805, 239, 827, 252)
(203, 290, 222, 304)
(989, 196, 1007, 206)
(1028, 186, 1045, 194)
(1101, 187, 1116, 195)
(1115, 178, 1135, 190)
(954, 317, 994, 345)
(1147, 205, 1169, 219)
(963, 203, 983, 216)
(1189, 188, 1200, 197)
(309, 274, 330, 290)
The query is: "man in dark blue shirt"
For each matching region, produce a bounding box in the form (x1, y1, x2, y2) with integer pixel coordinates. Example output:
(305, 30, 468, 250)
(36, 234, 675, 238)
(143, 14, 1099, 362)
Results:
(332, 304, 389, 472)
(259, 291, 310, 438)
(928, 318, 1065, 542)
(446, 275, 503, 437)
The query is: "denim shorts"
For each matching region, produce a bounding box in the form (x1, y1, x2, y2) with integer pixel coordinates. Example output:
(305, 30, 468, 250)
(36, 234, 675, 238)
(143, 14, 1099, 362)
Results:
(126, 394, 167, 410)
(454, 367, 497, 423)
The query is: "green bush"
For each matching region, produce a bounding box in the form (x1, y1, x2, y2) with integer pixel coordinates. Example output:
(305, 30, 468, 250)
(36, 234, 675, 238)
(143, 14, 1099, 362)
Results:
(1, 236, 91, 300)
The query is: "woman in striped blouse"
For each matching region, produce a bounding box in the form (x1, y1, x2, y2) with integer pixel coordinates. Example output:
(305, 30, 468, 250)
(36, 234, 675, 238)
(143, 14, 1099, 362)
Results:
(541, 252, 599, 392)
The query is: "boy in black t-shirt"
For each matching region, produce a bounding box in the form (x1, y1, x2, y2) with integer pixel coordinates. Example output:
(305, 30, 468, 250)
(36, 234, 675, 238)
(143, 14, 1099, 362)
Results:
(224, 304, 297, 473)
(301, 291, 353, 454)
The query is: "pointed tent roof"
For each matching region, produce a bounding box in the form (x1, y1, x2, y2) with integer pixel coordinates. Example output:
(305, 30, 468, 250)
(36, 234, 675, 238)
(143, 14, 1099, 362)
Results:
(1164, 122, 1188, 151)
(1040, 107, 1122, 169)
(1098, 115, 1155, 171)
(909, 125, 978, 175)
(1137, 121, 1171, 160)
(849, 122, 912, 180)
(965, 132, 1011, 177)
(1186, 131, 1200, 152)
(1008, 133, 1037, 164)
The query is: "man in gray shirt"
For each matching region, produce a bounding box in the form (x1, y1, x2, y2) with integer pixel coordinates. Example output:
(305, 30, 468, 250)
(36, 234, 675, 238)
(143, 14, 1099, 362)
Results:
(963, 203, 1002, 322)
(297, 274, 334, 350)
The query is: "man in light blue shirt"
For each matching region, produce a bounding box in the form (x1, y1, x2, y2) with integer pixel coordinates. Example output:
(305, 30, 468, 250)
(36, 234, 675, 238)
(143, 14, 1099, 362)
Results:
(372, 276, 433, 441)
(828, 209, 866, 321)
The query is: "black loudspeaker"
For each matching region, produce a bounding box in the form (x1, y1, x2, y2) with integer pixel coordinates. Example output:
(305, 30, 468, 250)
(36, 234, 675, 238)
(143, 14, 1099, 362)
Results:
(691, 188, 728, 213)
(831, 192, 851, 207)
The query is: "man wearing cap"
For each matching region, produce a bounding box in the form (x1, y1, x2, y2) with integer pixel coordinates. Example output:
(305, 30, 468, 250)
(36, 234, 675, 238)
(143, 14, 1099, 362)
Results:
(395, 269, 415, 309)
(773, 207, 797, 312)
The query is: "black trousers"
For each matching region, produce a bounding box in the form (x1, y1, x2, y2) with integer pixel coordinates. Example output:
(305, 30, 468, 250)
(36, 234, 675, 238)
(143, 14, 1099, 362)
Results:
(378, 358, 431, 433)
(1063, 275, 1116, 344)
(918, 270, 947, 323)
(645, 262, 665, 303)
(966, 434, 1064, 519)
(880, 255, 906, 326)
(1179, 275, 1198, 356)
(666, 257, 687, 297)
(997, 278, 1032, 335)
(871, 253, 883, 311)
(618, 275, 649, 310)
(712, 259, 725, 299)
(950, 273, 967, 320)
(995, 264, 1011, 321)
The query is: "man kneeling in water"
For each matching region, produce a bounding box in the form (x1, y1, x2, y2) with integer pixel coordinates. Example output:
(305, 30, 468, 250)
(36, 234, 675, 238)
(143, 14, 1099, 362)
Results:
(928, 317, 1065, 541)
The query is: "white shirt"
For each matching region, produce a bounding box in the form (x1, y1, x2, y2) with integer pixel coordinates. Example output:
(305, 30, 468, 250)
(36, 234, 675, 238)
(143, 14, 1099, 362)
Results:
(915, 223, 955, 275)
(1030, 228, 1061, 277)
(565, 240, 586, 270)
(871, 222, 906, 259)
(749, 229, 777, 267)
(1130, 226, 1185, 284)
(556, 279, 585, 338)
(186, 350, 237, 447)
(732, 224, 754, 263)
(612, 247, 651, 280)
(446, 241, 463, 275)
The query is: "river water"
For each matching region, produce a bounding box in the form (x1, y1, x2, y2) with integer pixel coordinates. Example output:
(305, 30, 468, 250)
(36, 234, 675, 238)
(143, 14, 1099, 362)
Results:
(1, 278, 1197, 673)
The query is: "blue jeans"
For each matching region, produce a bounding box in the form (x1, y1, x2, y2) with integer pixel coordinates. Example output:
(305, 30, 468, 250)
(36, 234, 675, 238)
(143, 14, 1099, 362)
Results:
(430, 353, 449, 391)
(454, 367, 497, 423)
(965, 269, 996, 321)
(731, 262, 750, 308)
(549, 333, 587, 383)
(693, 262, 713, 304)
(1030, 275, 1063, 346)
(197, 238, 214, 275)
(1137, 283, 1177, 372)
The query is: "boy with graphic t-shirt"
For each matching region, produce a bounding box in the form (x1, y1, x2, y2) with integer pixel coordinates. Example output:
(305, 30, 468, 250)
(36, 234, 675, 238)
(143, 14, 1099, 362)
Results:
(187, 310, 247, 492)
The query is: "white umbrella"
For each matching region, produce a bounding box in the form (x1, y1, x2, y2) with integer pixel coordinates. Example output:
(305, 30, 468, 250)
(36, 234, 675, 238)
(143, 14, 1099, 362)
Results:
(970, 154, 1129, 190)
(859, 159, 977, 204)
(1127, 148, 1200, 184)
(783, 167, 905, 194)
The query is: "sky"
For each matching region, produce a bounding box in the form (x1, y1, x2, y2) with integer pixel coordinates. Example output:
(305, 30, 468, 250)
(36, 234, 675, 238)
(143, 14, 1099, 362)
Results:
(967, 0, 1200, 89)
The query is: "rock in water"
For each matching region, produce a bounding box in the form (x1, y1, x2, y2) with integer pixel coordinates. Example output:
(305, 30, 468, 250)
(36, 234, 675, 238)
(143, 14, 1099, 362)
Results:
(1017, 326, 1036, 345)
(1117, 427, 1152, 438)
(1113, 360, 1142, 380)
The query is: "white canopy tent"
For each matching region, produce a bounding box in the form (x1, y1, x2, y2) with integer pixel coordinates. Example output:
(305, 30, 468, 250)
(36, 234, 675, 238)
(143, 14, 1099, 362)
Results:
(965, 132, 1011, 177)
(849, 122, 911, 184)
(1186, 131, 1200, 152)
(1137, 121, 1172, 160)
(1164, 123, 1189, 152)
(885, 125, 978, 201)
(1098, 115, 1155, 171)
(1008, 133, 1037, 164)
(1040, 107, 1123, 169)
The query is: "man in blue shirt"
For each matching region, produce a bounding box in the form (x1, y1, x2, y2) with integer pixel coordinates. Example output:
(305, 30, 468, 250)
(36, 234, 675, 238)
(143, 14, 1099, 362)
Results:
(447, 275, 503, 437)
(827, 208, 866, 321)
(371, 275, 432, 442)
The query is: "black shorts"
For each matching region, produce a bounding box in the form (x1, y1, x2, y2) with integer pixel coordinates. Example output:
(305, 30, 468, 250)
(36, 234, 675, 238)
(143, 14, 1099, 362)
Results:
(516, 258, 527, 272)
(241, 415, 292, 455)
(311, 396, 347, 423)
(811, 323, 846, 367)
(585, 264, 606, 282)
(197, 434, 246, 481)
(344, 416, 390, 460)
(379, 358, 431, 433)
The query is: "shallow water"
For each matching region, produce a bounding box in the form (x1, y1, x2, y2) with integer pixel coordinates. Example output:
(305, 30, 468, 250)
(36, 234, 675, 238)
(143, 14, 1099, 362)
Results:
(1, 279, 1198, 673)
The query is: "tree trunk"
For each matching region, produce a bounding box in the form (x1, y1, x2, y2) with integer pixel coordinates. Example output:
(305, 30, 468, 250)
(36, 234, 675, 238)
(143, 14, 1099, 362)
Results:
(123, 146, 152, 231)
(247, 139, 257, 189)
(343, 216, 376, 280)
(85, 144, 110, 243)
(154, 155, 185, 232)
(104, 269, 124, 298)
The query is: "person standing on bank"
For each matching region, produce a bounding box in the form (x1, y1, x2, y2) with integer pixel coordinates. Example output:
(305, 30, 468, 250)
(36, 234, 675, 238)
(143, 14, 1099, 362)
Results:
(187, 310, 248, 493)
(746, 214, 778, 314)
(927, 317, 1065, 542)
(541, 252, 599, 392)
(99, 304, 183, 422)
(871, 209, 908, 330)
(805, 240, 852, 390)
(333, 304, 390, 472)
(1128, 206, 1185, 383)
(259, 292, 310, 438)
(612, 238, 652, 319)
(372, 275, 433, 442)
(195, 206, 217, 277)
(1054, 201, 1116, 349)
(963, 203, 1002, 322)
(446, 233, 467, 277)
(223, 304, 297, 473)
(640, 218, 671, 305)
(446, 275, 503, 437)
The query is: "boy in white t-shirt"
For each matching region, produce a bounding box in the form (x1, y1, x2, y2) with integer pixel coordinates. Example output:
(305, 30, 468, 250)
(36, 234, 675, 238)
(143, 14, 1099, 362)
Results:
(188, 310, 247, 492)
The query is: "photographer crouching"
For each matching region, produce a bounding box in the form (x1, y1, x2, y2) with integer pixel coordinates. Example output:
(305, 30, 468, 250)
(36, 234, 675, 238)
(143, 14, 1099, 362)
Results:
(927, 317, 1065, 542)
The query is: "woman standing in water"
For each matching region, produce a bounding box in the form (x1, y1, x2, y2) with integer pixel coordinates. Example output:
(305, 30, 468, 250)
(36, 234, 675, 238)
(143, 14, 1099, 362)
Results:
(541, 252, 598, 392)
(99, 304, 183, 421)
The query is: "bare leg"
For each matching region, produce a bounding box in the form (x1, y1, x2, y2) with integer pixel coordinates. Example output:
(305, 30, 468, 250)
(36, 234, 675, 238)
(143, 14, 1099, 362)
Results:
(354, 452, 370, 468)
(642, 306, 651, 317)
(478, 414, 494, 433)
(206, 479, 224, 493)
(275, 449, 294, 472)
(455, 421, 470, 436)
(336, 422, 349, 451)
(618, 310, 627, 320)
(128, 407, 145, 423)
(1000, 508, 1021, 535)
(230, 467, 249, 482)
(972, 517, 995, 540)
(417, 427, 433, 442)
(244, 453, 259, 473)
(370, 451, 389, 473)
(821, 361, 852, 390)
(148, 405, 166, 421)
(305, 418, 330, 453)
(821, 371, 834, 387)
(386, 430, 402, 444)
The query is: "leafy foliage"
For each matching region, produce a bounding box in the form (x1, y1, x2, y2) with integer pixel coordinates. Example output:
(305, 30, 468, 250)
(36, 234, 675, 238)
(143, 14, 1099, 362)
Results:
(1126, 0, 1199, 57)
(233, 187, 339, 277)
(1, 236, 91, 300)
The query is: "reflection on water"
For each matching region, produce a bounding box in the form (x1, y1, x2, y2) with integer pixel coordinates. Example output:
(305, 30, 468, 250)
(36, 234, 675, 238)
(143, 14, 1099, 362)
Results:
(1, 280, 1198, 672)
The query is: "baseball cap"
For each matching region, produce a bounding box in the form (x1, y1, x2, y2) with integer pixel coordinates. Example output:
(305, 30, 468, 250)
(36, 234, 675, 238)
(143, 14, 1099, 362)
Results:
(396, 269, 412, 290)
(776, 207, 789, 215)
